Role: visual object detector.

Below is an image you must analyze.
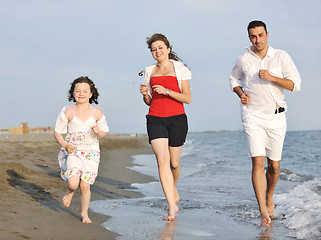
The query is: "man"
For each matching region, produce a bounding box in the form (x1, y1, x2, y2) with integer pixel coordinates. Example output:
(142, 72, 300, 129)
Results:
(229, 20, 301, 226)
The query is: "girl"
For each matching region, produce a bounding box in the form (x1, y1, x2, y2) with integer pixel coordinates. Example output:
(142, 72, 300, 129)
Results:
(54, 76, 109, 223)
(139, 33, 192, 221)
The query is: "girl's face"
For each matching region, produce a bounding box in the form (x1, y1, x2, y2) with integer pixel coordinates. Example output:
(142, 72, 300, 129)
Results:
(73, 82, 92, 104)
(150, 40, 170, 62)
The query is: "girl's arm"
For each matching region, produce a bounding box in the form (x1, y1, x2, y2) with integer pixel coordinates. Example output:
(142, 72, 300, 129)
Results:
(54, 107, 77, 153)
(152, 80, 192, 104)
(91, 125, 107, 138)
(93, 109, 108, 138)
(54, 131, 77, 153)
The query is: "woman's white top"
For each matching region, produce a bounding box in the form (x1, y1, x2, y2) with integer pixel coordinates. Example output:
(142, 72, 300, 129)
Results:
(143, 59, 191, 97)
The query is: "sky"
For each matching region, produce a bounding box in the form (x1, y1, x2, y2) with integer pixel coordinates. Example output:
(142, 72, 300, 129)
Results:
(1, 0, 320, 134)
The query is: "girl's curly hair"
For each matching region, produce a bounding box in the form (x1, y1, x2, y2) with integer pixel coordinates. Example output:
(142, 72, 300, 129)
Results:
(68, 76, 99, 104)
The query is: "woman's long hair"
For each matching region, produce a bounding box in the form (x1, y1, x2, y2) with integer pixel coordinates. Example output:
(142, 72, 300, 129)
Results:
(146, 33, 182, 62)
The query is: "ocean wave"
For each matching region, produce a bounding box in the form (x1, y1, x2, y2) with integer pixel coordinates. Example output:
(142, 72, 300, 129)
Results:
(279, 168, 314, 182)
(274, 178, 321, 239)
(223, 202, 260, 225)
(181, 145, 199, 158)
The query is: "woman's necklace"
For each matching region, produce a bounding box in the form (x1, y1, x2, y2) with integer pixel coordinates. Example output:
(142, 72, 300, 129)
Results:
(157, 60, 171, 67)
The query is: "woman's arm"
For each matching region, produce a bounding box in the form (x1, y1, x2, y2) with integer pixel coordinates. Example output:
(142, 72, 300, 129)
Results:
(140, 84, 152, 105)
(152, 79, 192, 104)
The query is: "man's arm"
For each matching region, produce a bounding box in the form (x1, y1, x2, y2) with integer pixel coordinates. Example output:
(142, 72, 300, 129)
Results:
(233, 86, 250, 105)
(259, 70, 294, 91)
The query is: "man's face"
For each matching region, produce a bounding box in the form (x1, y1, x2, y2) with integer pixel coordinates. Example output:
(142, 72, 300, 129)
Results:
(248, 26, 269, 53)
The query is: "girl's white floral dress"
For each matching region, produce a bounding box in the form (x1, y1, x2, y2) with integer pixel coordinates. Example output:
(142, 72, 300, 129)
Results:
(55, 106, 109, 184)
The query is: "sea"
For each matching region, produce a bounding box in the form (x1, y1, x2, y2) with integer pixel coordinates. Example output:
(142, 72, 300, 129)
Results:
(90, 130, 321, 240)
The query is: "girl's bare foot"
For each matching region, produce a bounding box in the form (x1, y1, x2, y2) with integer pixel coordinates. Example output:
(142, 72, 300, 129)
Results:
(62, 189, 74, 207)
(81, 215, 92, 224)
(260, 211, 272, 226)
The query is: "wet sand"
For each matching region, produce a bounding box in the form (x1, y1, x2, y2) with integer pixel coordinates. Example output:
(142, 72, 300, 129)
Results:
(0, 134, 154, 240)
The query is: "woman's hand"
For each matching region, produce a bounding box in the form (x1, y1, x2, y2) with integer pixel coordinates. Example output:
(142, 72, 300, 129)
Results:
(140, 83, 152, 106)
(152, 85, 167, 95)
(140, 84, 149, 96)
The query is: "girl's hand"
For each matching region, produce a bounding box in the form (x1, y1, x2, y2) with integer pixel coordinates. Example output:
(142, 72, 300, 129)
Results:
(66, 144, 77, 154)
(152, 85, 167, 95)
(91, 125, 100, 136)
(140, 84, 149, 96)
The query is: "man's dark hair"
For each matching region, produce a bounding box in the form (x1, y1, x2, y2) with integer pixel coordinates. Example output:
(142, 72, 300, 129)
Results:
(247, 20, 268, 34)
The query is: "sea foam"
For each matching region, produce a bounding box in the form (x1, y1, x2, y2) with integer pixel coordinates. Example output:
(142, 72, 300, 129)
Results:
(274, 178, 321, 239)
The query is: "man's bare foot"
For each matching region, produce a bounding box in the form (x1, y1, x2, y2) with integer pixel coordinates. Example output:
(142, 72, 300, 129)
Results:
(62, 189, 74, 207)
(266, 196, 275, 216)
(260, 211, 272, 226)
(81, 215, 92, 224)
(164, 205, 179, 221)
(267, 203, 275, 217)
(174, 188, 180, 204)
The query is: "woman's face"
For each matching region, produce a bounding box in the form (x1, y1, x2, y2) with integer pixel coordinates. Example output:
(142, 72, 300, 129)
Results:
(150, 40, 170, 62)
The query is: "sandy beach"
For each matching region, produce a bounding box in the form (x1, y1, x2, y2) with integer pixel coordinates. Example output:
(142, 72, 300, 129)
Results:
(0, 134, 154, 240)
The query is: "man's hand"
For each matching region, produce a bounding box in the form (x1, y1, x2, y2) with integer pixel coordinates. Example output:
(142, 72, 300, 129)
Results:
(259, 69, 275, 82)
(241, 92, 250, 105)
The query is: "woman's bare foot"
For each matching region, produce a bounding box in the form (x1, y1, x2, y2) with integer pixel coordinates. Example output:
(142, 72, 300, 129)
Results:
(174, 188, 180, 204)
(62, 189, 74, 207)
(164, 215, 175, 221)
(81, 215, 92, 224)
(164, 205, 179, 221)
(260, 211, 272, 226)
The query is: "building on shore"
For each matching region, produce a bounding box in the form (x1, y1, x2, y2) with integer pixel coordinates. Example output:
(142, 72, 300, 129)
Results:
(0, 122, 54, 135)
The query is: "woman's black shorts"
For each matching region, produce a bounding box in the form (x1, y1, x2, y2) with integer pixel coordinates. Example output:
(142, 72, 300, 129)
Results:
(146, 114, 188, 147)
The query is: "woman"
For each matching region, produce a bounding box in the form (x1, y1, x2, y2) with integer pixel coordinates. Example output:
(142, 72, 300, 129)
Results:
(139, 33, 192, 221)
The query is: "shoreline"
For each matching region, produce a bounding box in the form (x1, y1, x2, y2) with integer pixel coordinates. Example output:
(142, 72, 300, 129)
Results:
(0, 134, 154, 240)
